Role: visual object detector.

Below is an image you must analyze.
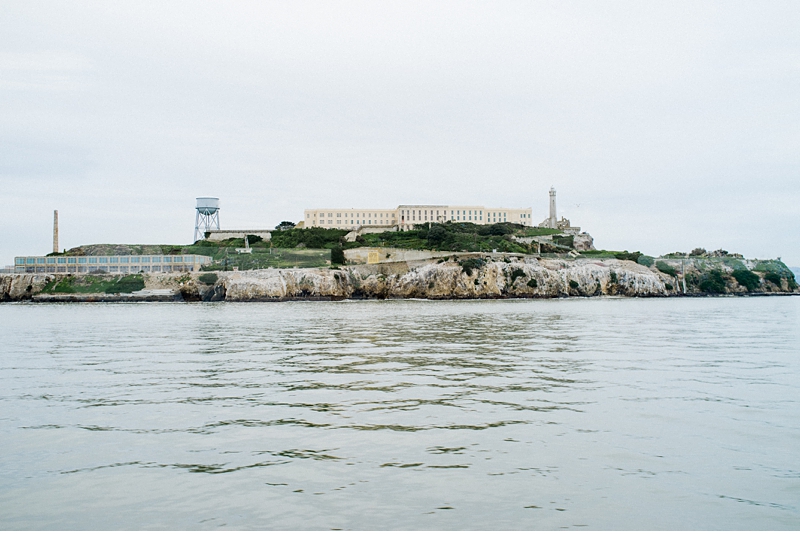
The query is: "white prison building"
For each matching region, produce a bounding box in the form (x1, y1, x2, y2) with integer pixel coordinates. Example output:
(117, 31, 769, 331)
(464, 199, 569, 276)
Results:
(304, 205, 534, 231)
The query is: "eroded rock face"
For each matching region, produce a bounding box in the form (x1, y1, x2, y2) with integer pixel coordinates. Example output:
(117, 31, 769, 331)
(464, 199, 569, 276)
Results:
(219, 269, 350, 301)
(0, 274, 53, 301)
(573, 234, 595, 251)
(213, 258, 677, 300)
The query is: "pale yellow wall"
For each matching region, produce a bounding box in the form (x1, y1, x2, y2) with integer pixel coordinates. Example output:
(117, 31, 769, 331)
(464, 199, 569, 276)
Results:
(304, 205, 533, 230)
(399, 206, 534, 229)
(305, 209, 398, 229)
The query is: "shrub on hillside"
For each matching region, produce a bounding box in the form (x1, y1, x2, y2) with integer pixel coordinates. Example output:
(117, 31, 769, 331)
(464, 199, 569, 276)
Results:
(614, 250, 643, 262)
(764, 272, 782, 287)
(270, 227, 349, 249)
(104, 275, 145, 294)
(331, 247, 345, 265)
(427, 225, 447, 246)
(459, 258, 484, 276)
(655, 261, 677, 277)
(698, 270, 727, 294)
(198, 273, 218, 285)
(732, 269, 759, 291)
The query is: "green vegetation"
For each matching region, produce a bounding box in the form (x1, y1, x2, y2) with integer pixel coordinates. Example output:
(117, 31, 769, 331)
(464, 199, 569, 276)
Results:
(519, 227, 562, 237)
(580, 250, 643, 262)
(41, 274, 144, 294)
(665, 283, 674, 290)
(753, 260, 797, 289)
(198, 273, 218, 285)
(269, 227, 348, 249)
(732, 269, 760, 291)
(614, 251, 643, 262)
(553, 235, 574, 248)
(719, 257, 746, 271)
(764, 272, 782, 287)
(655, 261, 677, 278)
(609, 271, 618, 284)
(510, 268, 526, 284)
(358, 223, 529, 254)
(199, 249, 330, 271)
(60, 221, 603, 273)
(637, 255, 654, 267)
(40, 277, 75, 293)
(459, 258, 485, 276)
(527, 278, 538, 288)
(105, 275, 145, 293)
(569, 280, 579, 289)
(698, 270, 727, 294)
(331, 247, 345, 265)
(753, 259, 795, 276)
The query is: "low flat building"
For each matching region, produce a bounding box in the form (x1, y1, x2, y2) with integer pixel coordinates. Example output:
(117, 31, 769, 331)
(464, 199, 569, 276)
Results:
(204, 230, 272, 242)
(14, 254, 212, 274)
(304, 205, 534, 230)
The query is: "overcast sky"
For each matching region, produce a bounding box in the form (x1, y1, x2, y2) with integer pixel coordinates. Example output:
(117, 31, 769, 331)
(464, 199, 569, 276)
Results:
(2, 0, 799, 266)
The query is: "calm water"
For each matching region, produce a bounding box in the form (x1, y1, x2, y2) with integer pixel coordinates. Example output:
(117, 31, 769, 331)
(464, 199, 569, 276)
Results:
(1, 297, 799, 530)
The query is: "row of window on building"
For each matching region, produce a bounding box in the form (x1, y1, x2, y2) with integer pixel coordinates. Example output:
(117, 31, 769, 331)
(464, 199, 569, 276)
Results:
(400, 211, 532, 223)
(304, 205, 534, 230)
(315, 212, 392, 218)
(14, 255, 211, 274)
(309, 211, 396, 227)
(17, 255, 200, 265)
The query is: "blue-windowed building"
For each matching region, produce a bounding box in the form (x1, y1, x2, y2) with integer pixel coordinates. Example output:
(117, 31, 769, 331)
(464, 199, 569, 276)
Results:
(14, 254, 212, 274)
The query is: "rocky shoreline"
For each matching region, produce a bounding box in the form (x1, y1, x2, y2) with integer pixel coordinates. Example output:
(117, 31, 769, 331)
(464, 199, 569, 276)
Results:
(2, 256, 797, 302)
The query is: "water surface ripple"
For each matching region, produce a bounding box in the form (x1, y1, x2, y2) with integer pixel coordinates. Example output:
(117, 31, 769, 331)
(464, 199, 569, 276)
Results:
(1, 298, 799, 529)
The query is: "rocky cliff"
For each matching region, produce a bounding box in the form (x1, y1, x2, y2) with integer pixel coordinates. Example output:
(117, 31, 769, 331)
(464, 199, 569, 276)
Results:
(3, 256, 796, 302)
(220, 257, 673, 300)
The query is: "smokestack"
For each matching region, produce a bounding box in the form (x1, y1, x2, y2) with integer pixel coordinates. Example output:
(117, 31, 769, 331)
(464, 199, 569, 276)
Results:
(548, 188, 557, 228)
(53, 210, 59, 253)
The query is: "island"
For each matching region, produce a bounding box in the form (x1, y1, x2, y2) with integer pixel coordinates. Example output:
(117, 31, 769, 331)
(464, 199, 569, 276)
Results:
(2, 221, 797, 302)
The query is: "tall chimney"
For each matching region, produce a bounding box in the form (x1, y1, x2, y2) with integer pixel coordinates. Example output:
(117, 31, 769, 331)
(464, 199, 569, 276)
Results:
(53, 210, 59, 253)
(548, 188, 557, 228)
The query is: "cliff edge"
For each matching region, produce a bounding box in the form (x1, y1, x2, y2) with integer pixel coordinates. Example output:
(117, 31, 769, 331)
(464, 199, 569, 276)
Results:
(3, 256, 796, 302)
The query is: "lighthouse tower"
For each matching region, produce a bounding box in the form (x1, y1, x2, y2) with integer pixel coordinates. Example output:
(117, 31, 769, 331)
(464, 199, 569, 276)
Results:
(548, 187, 557, 228)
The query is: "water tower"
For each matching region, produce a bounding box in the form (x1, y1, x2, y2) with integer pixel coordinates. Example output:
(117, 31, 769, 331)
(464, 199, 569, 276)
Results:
(194, 197, 220, 242)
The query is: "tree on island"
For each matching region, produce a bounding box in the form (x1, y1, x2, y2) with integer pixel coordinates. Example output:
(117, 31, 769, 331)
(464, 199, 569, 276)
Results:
(275, 221, 296, 231)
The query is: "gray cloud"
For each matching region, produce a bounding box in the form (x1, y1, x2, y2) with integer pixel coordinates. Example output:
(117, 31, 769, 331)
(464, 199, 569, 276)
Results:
(1, 0, 798, 265)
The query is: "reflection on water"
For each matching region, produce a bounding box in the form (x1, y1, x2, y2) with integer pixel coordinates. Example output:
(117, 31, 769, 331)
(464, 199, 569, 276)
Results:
(1, 298, 799, 529)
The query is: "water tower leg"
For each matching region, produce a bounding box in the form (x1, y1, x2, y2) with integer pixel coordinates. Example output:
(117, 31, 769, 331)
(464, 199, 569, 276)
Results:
(194, 210, 202, 243)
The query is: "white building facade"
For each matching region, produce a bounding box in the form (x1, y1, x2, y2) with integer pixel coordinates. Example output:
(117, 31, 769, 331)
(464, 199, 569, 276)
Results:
(14, 254, 212, 274)
(304, 205, 534, 230)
